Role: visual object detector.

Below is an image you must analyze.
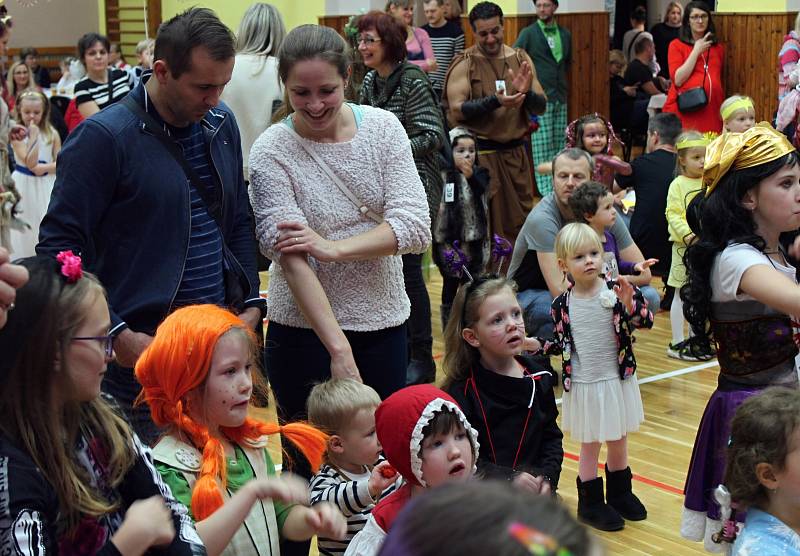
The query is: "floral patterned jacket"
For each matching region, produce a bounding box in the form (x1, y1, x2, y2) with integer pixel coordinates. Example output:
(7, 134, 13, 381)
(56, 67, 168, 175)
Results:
(534, 279, 654, 392)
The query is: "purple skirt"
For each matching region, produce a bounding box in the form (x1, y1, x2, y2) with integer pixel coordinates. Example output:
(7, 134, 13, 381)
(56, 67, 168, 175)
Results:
(683, 387, 762, 519)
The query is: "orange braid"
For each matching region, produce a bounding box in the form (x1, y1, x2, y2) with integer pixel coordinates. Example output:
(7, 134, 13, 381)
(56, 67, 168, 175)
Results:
(190, 434, 226, 520)
(134, 304, 328, 520)
(224, 418, 329, 473)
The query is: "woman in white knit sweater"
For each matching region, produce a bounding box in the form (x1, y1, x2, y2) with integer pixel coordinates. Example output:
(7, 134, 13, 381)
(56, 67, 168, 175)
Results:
(249, 25, 431, 430)
(221, 3, 285, 181)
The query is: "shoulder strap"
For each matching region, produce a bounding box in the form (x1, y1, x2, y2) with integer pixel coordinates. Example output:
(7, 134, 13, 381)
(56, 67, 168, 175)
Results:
(120, 94, 223, 227)
(281, 123, 383, 224)
(627, 31, 644, 61)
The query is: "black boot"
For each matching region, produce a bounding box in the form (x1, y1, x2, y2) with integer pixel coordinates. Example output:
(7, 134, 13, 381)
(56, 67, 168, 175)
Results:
(576, 476, 625, 531)
(605, 465, 647, 521)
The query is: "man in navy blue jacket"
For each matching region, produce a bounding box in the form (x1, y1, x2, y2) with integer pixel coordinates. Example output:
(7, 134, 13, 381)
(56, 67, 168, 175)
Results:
(38, 8, 265, 444)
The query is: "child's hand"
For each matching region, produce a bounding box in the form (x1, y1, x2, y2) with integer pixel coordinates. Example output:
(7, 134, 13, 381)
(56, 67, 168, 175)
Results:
(304, 502, 347, 540)
(522, 336, 541, 352)
(26, 124, 38, 139)
(247, 473, 309, 505)
(113, 495, 176, 551)
(454, 155, 473, 178)
(368, 461, 398, 498)
(613, 276, 635, 313)
(633, 258, 658, 274)
(512, 472, 550, 496)
(31, 164, 48, 177)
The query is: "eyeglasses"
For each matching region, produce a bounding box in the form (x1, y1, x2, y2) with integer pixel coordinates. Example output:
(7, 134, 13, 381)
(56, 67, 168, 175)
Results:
(72, 334, 114, 358)
(689, 14, 709, 20)
(358, 36, 382, 45)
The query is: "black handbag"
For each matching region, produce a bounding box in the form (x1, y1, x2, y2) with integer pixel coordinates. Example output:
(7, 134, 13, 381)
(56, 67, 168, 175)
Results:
(677, 54, 709, 113)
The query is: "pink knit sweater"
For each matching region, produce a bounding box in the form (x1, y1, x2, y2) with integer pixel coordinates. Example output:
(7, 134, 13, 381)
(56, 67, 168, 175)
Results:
(248, 105, 431, 331)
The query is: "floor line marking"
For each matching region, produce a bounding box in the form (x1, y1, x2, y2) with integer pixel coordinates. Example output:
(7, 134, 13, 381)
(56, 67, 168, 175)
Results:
(555, 360, 718, 405)
(563, 452, 684, 496)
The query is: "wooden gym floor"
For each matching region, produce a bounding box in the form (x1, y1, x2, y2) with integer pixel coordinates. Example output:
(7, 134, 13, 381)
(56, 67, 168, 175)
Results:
(258, 268, 715, 555)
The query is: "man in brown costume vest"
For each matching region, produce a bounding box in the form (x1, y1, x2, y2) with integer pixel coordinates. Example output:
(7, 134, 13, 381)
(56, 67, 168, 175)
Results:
(444, 1, 547, 249)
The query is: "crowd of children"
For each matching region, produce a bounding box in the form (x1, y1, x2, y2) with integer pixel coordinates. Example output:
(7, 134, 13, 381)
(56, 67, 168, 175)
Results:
(4, 2, 800, 555)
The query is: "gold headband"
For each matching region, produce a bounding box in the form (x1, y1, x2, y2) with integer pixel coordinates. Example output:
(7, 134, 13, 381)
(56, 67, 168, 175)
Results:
(676, 138, 710, 150)
(703, 122, 795, 196)
(721, 98, 754, 121)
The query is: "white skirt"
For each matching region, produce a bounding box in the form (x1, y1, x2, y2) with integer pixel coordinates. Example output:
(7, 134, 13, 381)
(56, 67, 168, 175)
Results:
(9, 172, 55, 258)
(561, 375, 644, 443)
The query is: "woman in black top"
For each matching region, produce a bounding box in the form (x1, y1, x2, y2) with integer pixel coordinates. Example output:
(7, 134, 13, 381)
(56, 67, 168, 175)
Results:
(650, 2, 683, 79)
(73, 32, 131, 119)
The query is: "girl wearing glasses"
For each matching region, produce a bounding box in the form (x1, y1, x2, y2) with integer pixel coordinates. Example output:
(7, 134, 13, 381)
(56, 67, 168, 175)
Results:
(0, 253, 206, 554)
(662, 0, 725, 133)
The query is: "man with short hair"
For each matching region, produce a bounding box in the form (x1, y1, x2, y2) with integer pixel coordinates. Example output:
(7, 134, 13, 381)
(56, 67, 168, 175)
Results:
(616, 112, 681, 282)
(514, 0, 571, 196)
(422, 0, 464, 99)
(625, 36, 668, 97)
(508, 148, 659, 337)
(444, 1, 547, 247)
(624, 35, 669, 131)
(38, 8, 264, 444)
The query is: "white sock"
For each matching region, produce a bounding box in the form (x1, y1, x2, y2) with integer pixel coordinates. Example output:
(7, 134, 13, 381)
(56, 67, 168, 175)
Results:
(670, 294, 685, 345)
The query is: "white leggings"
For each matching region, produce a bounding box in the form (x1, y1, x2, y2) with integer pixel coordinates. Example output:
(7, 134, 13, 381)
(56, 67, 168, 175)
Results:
(670, 293, 694, 344)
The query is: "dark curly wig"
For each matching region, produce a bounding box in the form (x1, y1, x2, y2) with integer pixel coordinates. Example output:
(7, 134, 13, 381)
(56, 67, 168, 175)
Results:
(681, 151, 800, 338)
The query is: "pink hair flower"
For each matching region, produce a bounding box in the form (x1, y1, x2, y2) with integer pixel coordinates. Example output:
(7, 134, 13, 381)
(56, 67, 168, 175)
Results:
(56, 250, 83, 283)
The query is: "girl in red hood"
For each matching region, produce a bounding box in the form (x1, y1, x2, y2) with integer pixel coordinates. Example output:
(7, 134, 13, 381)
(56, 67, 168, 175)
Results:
(344, 384, 480, 556)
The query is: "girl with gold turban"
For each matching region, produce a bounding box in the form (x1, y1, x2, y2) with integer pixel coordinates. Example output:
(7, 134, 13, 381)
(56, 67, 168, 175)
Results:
(679, 123, 800, 550)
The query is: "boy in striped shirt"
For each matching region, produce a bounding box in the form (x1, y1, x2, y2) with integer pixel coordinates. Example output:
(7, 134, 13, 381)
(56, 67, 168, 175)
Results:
(308, 379, 402, 556)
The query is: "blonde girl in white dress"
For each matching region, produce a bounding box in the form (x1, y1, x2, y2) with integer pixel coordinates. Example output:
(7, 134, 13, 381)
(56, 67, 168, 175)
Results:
(10, 90, 60, 257)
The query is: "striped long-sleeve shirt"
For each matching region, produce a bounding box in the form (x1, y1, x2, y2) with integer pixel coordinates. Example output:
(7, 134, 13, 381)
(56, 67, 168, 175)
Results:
(359, 62, 445, 226)
(422, 20, 465, 92)
(310, 462, 401, 556)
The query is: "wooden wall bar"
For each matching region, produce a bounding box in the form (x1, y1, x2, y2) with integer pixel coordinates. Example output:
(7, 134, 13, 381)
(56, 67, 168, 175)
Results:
(714, 12, 796, 123)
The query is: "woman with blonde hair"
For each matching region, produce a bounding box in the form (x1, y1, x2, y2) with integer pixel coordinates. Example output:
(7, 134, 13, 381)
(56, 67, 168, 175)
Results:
(222, 2, 286, 181)
(386, 0, 438, 74)
(650, 1, 683, 79)
(5, 60, 37, 110)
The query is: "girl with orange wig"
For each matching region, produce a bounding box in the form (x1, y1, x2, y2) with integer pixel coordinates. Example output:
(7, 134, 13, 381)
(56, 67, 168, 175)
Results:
(135, 304, 347, 556)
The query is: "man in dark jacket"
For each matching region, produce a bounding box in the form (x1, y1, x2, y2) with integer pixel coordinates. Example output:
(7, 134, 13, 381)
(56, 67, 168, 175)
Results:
(514, 0, 572, 196)
(37, 8, 264, 444)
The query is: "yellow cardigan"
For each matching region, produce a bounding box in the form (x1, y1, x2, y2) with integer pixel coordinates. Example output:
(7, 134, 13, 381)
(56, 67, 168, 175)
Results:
(665, 175, 702, 288)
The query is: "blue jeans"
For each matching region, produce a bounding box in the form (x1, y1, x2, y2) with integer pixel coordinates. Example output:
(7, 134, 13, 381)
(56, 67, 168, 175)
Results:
(639, 285, 661, 313)
(518, 288, 554, 339)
